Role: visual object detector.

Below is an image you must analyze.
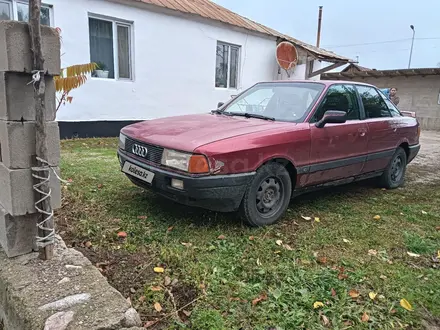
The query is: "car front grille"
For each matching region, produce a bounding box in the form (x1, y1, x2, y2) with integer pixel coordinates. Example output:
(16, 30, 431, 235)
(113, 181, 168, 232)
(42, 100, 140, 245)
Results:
(125, 138, 164, 165)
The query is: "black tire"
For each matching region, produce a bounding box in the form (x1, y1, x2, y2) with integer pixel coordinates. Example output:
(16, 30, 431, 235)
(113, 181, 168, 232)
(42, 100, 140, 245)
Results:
(240, 162, 292, 227)
(380, 147, 407, 189)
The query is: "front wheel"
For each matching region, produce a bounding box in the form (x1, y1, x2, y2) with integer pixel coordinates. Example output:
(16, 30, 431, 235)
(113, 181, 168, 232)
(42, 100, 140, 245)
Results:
(240, 163, 292, 227)
(380, 147, 407, 189)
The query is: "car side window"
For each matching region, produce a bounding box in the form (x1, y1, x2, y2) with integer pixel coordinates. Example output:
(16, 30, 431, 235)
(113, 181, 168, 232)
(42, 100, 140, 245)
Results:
(357, 86, 392, 119)
(311, 84, 360, 122)
(377, 89, 403, 117)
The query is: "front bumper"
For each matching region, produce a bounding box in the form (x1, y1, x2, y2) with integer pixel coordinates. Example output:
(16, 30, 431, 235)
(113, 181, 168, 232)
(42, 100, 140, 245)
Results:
(117, 150, 255, 212)
(408, 144, 420, 163)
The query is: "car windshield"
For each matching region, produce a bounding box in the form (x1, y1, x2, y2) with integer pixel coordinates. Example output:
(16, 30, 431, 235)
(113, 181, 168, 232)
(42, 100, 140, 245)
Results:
(221, 82, 325, 122)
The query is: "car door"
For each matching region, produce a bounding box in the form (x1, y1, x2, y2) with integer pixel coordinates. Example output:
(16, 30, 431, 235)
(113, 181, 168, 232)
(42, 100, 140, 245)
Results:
(306, 84, 369, 186)
(356, 85, 396, 174)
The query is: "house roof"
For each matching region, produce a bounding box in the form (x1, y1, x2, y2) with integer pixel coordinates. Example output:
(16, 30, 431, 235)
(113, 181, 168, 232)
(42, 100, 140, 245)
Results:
(340, 63, 371, 72)
(126, 0, 351, 63)
(322, 67, 440, 79)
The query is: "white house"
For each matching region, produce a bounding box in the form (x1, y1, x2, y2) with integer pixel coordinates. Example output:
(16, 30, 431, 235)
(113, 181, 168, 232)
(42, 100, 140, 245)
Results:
(0, 0, 350, 137)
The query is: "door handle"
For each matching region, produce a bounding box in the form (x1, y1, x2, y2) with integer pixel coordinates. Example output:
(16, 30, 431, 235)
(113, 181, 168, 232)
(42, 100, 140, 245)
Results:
(358, 128, 367, 136)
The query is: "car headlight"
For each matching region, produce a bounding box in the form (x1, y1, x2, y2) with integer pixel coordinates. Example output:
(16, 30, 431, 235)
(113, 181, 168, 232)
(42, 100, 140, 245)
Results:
(119, 133, 127, 149)
(161, 149, 209, 174)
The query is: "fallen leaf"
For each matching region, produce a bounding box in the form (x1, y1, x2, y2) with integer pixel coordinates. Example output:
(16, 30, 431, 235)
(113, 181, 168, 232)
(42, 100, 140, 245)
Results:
(256, 258, 262, 266)
(301, 216, 312, 221)
(130, 287, 136, 294)
(436, 226, 440, 231)
(97, 183, 103, 189)
(315, 217, 320, 222)
(437, 250, 440, 259)
(137, 215, 148, 220)
(317, 257, 327, 264)
(361, 312, 370, 322)
(378, 295, 385, 300)
(321, 314, 330, 326)
(274, 250, 281, 254)
(343, 320, 353, 326)
(249, 236, 255, 241)
(138, 296, 146, 303)
(117, 231, 127, 239)
(276, 239, 283, 246)
(380, 275, 387, 280)
(181, 242, 192, 247)
(349, 289, 360, 298)
(84, 241, 92, 248)
(373, 215, 381, 220)
(313, 301, 324, 309)
(218, 235, 226, 240)
(390, 309, 397, 314)
(338, 268, 348, 280)
(164, 276, 171, 286)
(343, 238, 351, 243)
(182, 310, 192, 317)
(153, 267, 164, 273)
(400, 298, 413, 311)
(144, 320, 158, 328)
(154, 302, 162, 312)
(167, 226, 174, 232)
(67, 178, 73, 183)
(331, 288, 336, 297)
(407, 251, 420, 257)
(421, 210, 428, 215)
(151, 286, 162, 292)
(252, 293, 267, 306)
(368, 249, 378, 256)
(199, 283, 206, 289)
(369, 292, 377, 300)
(283, 244, 293, 251)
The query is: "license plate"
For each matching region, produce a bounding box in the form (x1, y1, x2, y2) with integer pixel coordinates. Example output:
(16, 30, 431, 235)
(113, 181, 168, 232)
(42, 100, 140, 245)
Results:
(122, 162, 155, 184)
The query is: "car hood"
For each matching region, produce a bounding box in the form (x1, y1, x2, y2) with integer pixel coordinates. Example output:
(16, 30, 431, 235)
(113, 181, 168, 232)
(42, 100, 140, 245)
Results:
(121, 114, 295, 151)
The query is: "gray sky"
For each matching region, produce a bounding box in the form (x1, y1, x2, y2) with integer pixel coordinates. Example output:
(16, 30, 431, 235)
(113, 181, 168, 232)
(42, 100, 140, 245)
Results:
(213, 0, 440, 70)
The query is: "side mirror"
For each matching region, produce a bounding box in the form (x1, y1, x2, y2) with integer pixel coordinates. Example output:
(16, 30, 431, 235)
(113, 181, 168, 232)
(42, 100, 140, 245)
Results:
(217, 102, 224, 109)
(315, 110, 347, 128)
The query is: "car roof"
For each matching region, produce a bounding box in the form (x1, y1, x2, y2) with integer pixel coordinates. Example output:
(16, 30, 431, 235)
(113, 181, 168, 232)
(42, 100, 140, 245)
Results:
(257, 80, 376, 88)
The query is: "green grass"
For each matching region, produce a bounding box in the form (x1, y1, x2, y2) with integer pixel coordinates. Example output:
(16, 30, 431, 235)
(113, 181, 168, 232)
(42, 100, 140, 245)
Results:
(58, 138, 440, 329)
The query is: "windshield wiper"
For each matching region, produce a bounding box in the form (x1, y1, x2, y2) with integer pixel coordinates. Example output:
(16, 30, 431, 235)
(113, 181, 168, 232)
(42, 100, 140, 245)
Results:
(229, 112, 275, 121)
(211, 109, 230, 115)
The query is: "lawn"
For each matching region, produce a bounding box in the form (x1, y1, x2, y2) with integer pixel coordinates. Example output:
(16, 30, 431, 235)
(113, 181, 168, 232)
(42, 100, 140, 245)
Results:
(58, 138, 440, 329)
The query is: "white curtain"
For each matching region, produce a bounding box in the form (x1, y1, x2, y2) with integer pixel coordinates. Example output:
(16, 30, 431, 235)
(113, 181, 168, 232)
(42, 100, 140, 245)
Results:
(89, 18, 115, 78)
(117, 25, 130, 79)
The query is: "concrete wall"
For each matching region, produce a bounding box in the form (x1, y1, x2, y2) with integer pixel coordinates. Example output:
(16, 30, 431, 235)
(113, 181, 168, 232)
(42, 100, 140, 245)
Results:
(45, 0, 279, 122)
(323, 75, 440, 130)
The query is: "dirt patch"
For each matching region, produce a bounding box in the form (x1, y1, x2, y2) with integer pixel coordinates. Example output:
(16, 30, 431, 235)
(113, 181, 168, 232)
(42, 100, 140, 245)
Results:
(407, 131, 440, 185)
(72, 246, 199, 328)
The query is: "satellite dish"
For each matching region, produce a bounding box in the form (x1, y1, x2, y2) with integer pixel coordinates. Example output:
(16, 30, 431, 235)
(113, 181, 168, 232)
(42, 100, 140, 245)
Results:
(276, 41, 298, 71)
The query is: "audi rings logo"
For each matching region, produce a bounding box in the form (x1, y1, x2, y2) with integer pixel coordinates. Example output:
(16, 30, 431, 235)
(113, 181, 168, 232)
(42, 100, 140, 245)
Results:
(132, 144, 148, 158)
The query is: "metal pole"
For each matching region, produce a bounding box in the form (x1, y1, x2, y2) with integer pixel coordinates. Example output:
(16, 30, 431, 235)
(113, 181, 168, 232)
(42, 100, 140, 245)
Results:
(408, 25, 415, 69)
(316, 6, 323, 48)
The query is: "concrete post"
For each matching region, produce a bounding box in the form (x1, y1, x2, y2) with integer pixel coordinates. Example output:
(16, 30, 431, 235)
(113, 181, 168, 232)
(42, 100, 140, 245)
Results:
(0, 21, 61, 257)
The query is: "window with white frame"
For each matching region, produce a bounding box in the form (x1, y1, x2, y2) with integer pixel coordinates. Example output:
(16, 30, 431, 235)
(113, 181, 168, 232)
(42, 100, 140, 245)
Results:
(0, 0, 52, 25)
(215, 41, 240, 89)
(88, 16, 133, 80)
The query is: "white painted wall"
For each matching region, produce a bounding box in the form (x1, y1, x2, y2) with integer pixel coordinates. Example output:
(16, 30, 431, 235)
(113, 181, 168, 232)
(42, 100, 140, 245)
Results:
(48, 0, 281, 121)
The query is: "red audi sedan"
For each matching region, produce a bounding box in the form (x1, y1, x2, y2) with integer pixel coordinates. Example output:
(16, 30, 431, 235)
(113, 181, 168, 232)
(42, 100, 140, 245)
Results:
(118, 80, 420, 226)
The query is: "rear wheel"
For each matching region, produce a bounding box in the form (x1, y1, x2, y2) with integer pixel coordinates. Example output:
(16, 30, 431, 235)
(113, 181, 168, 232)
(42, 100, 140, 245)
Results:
(380, 147, 407, 189)
(240, 163, 292, 227)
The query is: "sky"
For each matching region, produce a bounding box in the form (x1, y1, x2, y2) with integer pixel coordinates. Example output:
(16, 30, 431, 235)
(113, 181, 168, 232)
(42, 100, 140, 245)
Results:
(213, 0, 440, 70)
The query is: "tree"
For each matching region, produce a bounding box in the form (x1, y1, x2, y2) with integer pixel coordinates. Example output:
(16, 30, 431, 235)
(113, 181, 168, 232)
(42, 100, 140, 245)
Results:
(54, 62, 97, 111)
(53, 27, 97, 111)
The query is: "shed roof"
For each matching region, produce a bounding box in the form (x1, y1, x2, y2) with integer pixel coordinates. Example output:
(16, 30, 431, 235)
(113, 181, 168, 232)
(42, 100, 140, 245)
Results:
(323, 67, 440, 79)
(124, 0, 351, 63)
(340, 63, 372, 72)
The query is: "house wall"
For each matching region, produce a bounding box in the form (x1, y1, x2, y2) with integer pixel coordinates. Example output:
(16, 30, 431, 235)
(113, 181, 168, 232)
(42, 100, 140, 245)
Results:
(322, 75, 440, 130)
(44, 0, 281, 132)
